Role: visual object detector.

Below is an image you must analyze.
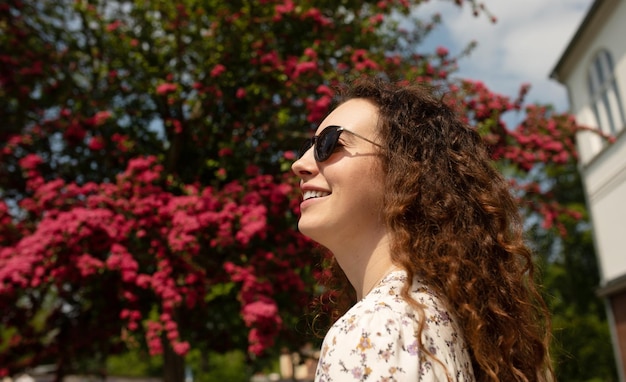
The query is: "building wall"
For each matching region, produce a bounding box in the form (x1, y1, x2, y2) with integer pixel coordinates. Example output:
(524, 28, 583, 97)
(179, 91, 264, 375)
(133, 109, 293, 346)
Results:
(583, 136, 626, 282)
(551, 0, 626, 379)
(565, 0, 626, 165)
(557, 0, 626, 285)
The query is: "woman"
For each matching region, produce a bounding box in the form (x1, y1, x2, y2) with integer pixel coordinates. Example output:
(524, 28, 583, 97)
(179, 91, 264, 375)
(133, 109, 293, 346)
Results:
(291, 77, 553, 381)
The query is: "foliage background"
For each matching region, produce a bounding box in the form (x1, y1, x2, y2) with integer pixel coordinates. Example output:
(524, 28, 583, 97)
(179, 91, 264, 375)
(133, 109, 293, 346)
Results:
(0, 0, 617, 380)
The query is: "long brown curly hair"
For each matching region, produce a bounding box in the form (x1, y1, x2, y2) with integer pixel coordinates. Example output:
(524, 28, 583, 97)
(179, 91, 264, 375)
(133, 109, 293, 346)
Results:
(320, 77, 554, 382)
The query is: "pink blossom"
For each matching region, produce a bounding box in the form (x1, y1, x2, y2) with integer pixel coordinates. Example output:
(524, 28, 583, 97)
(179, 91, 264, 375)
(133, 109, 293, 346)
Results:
(245, 165, 260, 176)
(123, 290, 138, 302)
(185, 273, 199, 285)
(120, 309, 131, 319)
(120, 157, 162, 184)
(136, 274, 151, 288)
(236, 205, 267, 245)
(18, 153, 43, 171)
(106, 244, 138, 283)
(436, 46, 449, 57)
(247, 328, 278, 356)
(93, 110, 112, 126)
(76, 253, 104, 277)
(111, 133, 131, 152)
(166, 330, 179, 341)
(303, 47, 317, 59)
(0, 153, 326, 360)
(242, 299, 279, 327)
(552, 151, 569, 164)
(171, 119, 183, 134)
(172, 341, 190, 355)
(88, 136, 105, 151)
(148, 338, 163, 356)
(167, 231, 198, 253)
(260, 50, 280, 66)
(369, 13, 384, 25)
(146, 321, 164, 355)
(0, 252, 40, 291)
(164, 320, 177, 332)
(210, 64, 226, 77)
(270, 183, 292, 206)
(223, 261, 236, 274)
(292, 61, 317, 78)
(316, 84, 334, 97)
(218, 147, 233, 157)
(302, 8, 332, 26)
(106, 20, 122, 32)
(156, 82, 178, 95)
(306, 95, 332, 123)
(247, 329, 266, 355)
(18, 61, 43, 76)
(542, 140, 564, 152)
(275, 0, 294, 15)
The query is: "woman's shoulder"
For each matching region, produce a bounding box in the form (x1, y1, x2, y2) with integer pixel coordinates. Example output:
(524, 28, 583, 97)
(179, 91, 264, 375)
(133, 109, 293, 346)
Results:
(332, 270, 459, 336)
(317, 271, 475, 381)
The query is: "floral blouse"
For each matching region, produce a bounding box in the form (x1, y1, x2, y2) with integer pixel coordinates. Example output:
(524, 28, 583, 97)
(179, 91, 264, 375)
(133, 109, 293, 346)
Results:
(314, 271, 475, 381)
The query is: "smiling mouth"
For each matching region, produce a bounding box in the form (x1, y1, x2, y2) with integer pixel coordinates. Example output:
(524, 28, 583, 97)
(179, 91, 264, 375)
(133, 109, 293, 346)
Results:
(303, 190, 330, 201)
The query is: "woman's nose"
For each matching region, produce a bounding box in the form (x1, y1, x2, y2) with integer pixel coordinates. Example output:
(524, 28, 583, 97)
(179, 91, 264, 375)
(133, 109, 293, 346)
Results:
(291, 146, 316, 178)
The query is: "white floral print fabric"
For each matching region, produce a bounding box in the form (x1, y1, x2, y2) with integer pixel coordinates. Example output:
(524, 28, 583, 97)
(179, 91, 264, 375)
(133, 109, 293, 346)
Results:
(314, 271, 475, 381)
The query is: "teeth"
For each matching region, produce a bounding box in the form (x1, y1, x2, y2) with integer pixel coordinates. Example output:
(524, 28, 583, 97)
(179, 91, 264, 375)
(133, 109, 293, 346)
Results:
(303, 190, 330, 200)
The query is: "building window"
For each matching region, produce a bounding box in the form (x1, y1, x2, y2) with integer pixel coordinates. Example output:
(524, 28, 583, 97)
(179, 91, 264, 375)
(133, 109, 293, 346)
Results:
(587, 49, 626, 136)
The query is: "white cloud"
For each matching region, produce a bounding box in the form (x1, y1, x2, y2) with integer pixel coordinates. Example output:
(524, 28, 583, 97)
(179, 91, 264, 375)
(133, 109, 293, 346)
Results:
(418, 0, 593, 111)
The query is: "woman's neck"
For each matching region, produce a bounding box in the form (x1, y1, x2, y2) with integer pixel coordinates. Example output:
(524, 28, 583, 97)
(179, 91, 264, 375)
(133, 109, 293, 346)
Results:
(330, 230, 397, 300)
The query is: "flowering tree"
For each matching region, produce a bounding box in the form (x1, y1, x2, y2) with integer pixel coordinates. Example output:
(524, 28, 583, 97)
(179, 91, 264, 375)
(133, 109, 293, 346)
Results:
(0, 0, 614, 380)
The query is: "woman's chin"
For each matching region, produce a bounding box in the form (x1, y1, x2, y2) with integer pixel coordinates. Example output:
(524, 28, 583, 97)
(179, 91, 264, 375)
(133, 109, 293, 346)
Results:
(297, 220, 327, 244)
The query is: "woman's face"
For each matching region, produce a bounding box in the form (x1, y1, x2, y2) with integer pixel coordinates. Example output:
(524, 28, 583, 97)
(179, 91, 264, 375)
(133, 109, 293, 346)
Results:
(291, 98, 386, 247)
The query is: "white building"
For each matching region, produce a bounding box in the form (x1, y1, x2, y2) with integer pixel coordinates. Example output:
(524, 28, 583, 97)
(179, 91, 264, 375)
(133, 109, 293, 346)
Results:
(550, 0, 626, 379)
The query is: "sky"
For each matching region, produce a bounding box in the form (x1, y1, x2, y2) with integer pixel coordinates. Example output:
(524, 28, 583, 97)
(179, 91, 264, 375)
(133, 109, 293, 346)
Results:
(417, 0, 594, 113)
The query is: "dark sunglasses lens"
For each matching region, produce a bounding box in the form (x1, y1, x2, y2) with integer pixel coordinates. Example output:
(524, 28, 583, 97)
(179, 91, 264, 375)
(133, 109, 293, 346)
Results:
(298, 139, 314, 159)
(315, 127, 340, 162)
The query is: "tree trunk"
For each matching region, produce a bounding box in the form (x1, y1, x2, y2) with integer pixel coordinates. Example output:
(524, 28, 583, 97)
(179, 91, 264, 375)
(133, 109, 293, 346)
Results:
(163, 338, 185, 382)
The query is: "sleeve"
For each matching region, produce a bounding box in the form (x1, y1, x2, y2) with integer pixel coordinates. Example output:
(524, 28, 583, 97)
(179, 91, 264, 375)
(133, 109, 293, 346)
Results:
(314, 305, 452, 382)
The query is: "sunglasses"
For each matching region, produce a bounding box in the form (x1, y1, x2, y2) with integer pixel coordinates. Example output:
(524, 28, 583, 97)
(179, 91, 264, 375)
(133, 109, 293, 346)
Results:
(298, 125, 382, 162)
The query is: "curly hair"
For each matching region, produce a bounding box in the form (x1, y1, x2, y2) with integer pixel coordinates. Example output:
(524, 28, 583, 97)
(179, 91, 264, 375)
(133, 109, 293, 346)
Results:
(320, 77, 554, 382)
